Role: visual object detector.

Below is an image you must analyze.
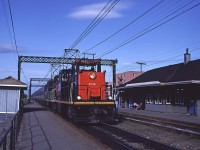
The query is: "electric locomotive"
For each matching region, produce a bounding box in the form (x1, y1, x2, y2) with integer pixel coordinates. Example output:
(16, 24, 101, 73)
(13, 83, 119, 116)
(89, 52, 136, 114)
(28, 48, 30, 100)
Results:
(41, 58, 118, 123)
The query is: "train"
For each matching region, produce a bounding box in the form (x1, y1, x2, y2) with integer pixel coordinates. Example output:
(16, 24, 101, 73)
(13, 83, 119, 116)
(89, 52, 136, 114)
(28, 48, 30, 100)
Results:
(33, 58, 118, 123)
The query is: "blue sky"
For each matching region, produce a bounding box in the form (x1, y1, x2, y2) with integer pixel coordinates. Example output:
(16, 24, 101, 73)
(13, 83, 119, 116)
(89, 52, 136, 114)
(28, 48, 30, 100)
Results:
(1, 0, 200, 91)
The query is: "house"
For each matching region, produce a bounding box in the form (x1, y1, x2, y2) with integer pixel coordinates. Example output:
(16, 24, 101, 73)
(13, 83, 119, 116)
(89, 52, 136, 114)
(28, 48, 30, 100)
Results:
(0, 76, 27, 113)
(117, 50, 200, 116)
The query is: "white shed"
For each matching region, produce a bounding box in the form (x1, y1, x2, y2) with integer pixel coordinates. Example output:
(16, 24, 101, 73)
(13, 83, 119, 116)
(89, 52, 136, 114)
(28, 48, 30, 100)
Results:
(0, 76, 27, 113)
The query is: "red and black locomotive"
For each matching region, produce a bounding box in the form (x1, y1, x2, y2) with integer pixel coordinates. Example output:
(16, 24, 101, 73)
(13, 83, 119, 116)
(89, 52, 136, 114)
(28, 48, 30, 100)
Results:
(36, 58, 118, 123)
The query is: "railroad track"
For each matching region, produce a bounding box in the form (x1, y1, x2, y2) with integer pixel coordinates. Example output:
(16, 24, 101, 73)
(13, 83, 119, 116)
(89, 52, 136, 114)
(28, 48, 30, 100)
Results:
(79, 123, 178, 150)
(36, 103, 182, 149)
(120, 113, 200, 137)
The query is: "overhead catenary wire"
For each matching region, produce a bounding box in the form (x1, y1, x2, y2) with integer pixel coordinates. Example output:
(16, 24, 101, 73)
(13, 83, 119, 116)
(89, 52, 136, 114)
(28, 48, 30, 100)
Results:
(7, 0, 19, 56)
(92, 1, 182, 55)
(97, 0, 200, 58)
(1, 0, 14, 48)
(69, 0, 120, 49)
(144, 46, 200, 68)
(5, 0, 29, 85)
(141, 41, 200, 61)
(116, 45, 200, 73)
(69, 0, 112, 49)
(83, 0, 165, 53)
(82, 0, 176, 55)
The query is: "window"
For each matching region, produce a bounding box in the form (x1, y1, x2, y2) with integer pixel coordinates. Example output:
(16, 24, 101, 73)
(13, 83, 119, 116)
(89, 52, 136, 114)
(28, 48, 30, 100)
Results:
(146, 92, 153, 104)
(175, 89, 184, 105)
(154, 92, 162, 104)
(149, 93, 153, 104)
(166, 91, 171, 104)
(146, 92, 150, 103)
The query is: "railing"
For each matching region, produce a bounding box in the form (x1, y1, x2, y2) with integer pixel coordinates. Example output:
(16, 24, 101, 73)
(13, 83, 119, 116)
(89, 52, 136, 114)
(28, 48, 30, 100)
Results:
(0, 110, 23, 150)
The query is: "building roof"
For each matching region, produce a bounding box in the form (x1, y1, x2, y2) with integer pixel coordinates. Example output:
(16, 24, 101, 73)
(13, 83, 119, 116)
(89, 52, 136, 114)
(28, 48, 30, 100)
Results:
(0, 76, 27, 89)
(120, 59, 200, 88)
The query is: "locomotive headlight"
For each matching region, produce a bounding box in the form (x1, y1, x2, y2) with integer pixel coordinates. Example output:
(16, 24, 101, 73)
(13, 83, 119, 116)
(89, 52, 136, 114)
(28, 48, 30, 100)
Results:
(108, 96, 112, 100)
(77, 96, 81, 100)
(89, 73, 96, 79)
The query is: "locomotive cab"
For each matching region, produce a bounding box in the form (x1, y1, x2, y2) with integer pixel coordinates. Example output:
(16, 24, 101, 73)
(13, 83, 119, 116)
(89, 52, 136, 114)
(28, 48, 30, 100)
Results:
(77, 71, 106, 101)
(57, 69, 73, 100)
(75, 58, 112, 101)
(69, 59, 117, 123)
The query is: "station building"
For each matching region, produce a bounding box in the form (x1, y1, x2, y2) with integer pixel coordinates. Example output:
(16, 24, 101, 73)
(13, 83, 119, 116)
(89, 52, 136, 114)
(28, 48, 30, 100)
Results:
(117, 50, 200, 116)
(0, 76, 27, 113)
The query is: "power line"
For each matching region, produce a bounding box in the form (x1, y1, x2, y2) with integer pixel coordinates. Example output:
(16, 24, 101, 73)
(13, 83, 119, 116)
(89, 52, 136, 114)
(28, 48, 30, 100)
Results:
(70, 0, 112, 49)
(1, 0, 14, 47)
(69, 0, 120, 49)
(83, 0, 165, 53)
(6, 0, 29, 85)
(141, 40, 200, 62)
(115, 39, 200, 72)
(7, 0, 19, 56)
(97, 0, 200, 58)
(117, 46, 200, 73)
(144, 47, 200, 68)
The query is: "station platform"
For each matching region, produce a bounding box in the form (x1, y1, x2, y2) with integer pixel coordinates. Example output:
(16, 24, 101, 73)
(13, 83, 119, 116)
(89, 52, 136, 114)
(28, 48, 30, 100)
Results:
(16, 101, 109, 150)
(118, 107, 200, 126)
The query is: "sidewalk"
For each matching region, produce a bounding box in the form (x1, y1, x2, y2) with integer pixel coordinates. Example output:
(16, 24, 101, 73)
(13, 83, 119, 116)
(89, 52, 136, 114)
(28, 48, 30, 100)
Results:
(16, 111, 50, 150)
(16, 101, 110, 150)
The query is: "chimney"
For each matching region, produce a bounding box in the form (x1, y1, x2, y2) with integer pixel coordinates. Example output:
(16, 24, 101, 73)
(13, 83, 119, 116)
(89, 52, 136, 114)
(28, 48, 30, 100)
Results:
(184, 48, 190, 65)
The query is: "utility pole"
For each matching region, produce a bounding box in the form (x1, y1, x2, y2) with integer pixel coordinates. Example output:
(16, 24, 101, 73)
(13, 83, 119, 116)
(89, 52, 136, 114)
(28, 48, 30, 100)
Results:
(136, 62, 146, 74)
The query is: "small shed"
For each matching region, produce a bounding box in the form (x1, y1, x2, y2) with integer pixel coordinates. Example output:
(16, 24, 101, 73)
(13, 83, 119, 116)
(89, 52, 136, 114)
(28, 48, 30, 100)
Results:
(0, 76, 27, 113)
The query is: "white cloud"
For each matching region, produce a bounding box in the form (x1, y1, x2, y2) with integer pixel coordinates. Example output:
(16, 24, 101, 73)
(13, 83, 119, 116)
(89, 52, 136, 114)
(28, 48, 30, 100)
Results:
(68, 1, 129, 19)
(122, 62, 133, 65)
(0, 44, 16, 54)
(0, 44, 25, 54)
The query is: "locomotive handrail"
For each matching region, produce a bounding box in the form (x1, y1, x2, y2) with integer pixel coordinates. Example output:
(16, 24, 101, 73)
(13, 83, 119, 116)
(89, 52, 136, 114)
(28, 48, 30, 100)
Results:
(69, 82, 75, 102)
(100, 85, 107, 100)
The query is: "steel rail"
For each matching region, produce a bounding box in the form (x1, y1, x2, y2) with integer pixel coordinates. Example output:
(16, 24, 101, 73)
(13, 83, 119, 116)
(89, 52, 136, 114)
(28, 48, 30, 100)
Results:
(100, 122, 178, 150)
(80, 125, 133, 150)
(120, 113, 200, 137)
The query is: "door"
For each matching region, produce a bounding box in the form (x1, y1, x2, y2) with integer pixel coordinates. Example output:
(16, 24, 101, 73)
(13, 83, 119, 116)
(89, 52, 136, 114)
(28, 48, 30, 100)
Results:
(188, 100, 195, 115)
